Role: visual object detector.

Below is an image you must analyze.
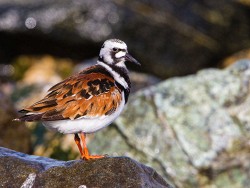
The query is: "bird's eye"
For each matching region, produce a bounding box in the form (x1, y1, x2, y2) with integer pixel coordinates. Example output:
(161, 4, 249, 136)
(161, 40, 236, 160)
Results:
(113, 48, 119, 52)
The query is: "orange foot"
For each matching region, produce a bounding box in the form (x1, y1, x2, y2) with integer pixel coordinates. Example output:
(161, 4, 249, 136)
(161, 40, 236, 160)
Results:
(74, 133, 107, 161)
(82, 154, 106, 161)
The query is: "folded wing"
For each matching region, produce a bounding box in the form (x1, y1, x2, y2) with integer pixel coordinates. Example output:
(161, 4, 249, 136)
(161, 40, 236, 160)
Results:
(18, 69, 122, 121)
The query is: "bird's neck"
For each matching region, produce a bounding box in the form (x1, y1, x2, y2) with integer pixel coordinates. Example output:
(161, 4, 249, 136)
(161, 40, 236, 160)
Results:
(97, 59, 131, 91)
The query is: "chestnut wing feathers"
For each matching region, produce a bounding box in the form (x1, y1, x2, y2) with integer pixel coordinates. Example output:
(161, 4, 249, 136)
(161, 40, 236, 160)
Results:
(18, 71, 122, 121)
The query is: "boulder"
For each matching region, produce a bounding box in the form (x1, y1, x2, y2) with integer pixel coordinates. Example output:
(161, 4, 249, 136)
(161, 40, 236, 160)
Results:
(89, 60, 250, 187)
(0, 147, 172, 188)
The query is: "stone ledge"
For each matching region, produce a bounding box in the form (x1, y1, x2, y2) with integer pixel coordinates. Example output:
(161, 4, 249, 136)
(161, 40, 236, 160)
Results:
(0, 147, 172, 188)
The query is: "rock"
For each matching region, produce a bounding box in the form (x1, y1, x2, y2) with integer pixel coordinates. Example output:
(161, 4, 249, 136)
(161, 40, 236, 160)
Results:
(88, 60, 250, 187)
(0, 147, 172, 188)
(0, 91, 32, 153)
(1, 0, 250, 78)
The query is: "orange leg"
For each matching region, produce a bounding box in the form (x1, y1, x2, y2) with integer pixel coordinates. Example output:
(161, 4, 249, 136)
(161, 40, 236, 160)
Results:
(74, 134, 85, 159)
(80, 132, 105, 160)
(80, 132, 90, 158)
(74, 133, 105, 160)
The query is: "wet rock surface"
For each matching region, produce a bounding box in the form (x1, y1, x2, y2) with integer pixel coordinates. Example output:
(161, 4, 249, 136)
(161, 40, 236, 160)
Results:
(1, 0, 250, 77)
(0, 147, 172, 188)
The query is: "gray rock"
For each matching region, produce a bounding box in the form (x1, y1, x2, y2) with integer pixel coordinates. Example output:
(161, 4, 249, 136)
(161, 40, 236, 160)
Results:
(89, 60, 250, 187)
(1, 0, 250, 78)
(0, 147, 172, 188)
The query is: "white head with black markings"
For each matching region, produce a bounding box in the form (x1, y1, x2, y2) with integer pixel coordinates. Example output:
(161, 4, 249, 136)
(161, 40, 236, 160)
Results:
(98, 39, 140, 67)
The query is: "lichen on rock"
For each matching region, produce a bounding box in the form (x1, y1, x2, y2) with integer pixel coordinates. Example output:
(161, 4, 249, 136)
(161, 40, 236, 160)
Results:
(90, 60, 250, 187)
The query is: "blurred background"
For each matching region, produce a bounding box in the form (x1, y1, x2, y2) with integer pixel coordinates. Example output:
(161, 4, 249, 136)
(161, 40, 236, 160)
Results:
(1, 0, 250, 187)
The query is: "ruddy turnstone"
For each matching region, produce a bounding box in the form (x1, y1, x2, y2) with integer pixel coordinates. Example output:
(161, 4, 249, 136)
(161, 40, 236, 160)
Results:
(15, 39, 140, 160)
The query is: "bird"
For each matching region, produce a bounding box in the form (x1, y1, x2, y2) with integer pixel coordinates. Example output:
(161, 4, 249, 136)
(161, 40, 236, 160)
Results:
(15, 39, 140, 160)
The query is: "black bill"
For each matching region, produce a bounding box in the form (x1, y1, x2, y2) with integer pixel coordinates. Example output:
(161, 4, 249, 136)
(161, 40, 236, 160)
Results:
(125, 53, 141, 66)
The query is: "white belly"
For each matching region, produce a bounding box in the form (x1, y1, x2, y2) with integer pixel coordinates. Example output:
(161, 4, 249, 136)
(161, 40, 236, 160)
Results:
(42, 93, 125, 134)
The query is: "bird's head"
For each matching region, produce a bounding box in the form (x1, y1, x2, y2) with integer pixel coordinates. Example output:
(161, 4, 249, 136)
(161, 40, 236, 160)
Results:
(99, 39, 140, 67)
